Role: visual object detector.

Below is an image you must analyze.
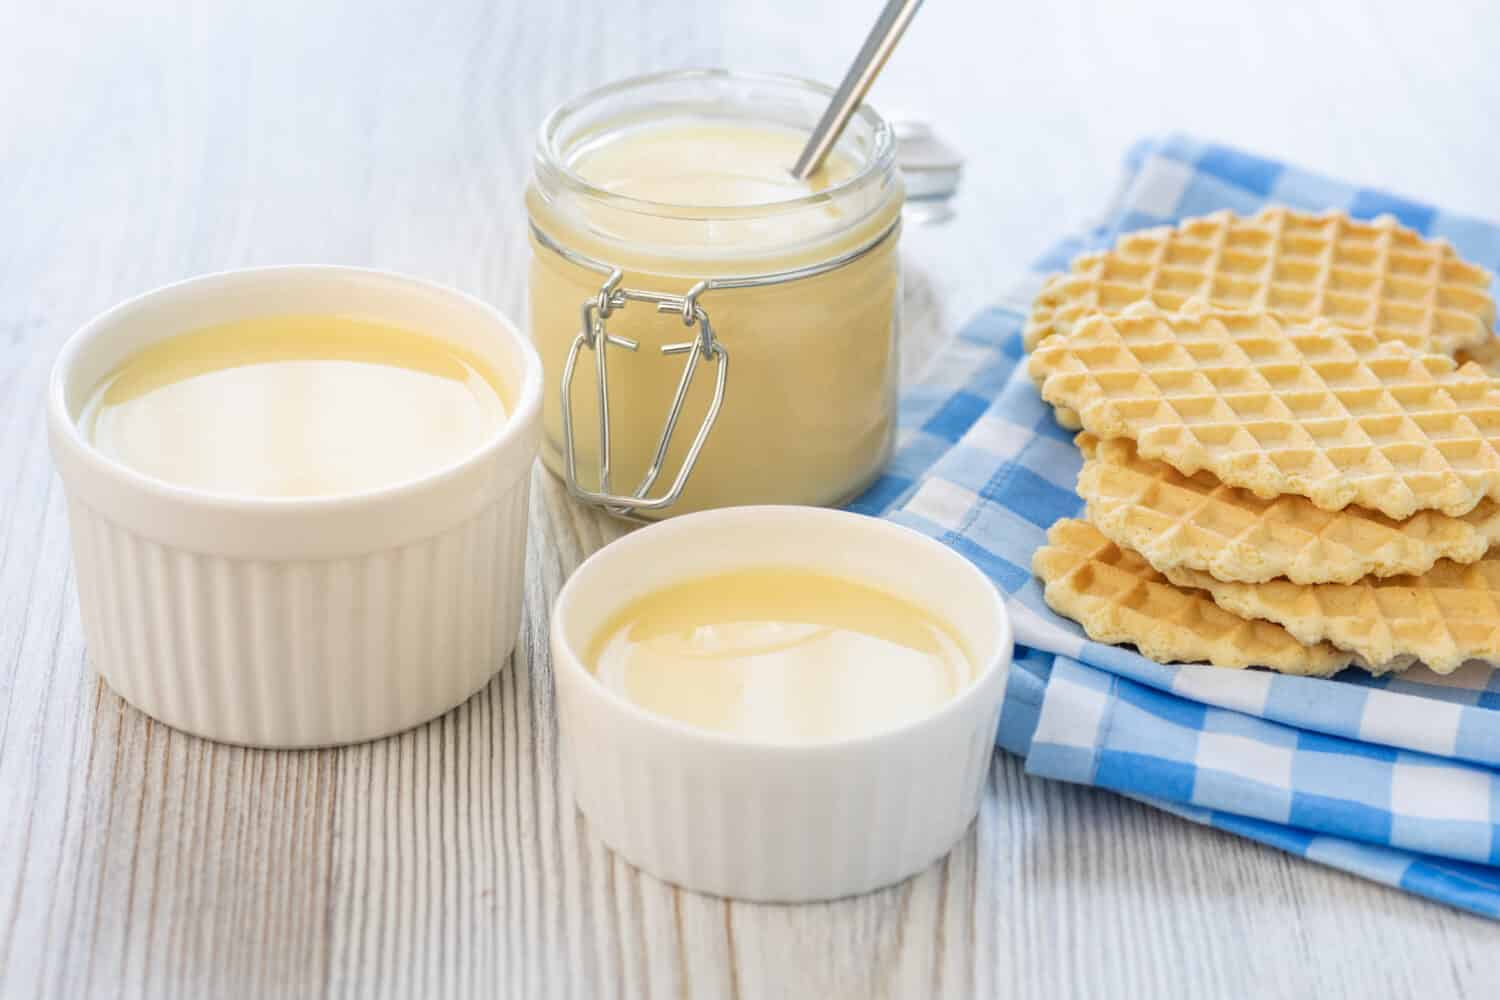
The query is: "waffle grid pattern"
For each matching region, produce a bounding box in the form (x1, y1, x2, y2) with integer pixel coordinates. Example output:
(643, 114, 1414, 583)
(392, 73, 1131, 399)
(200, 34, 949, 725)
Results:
(1024, 207, 1496, 357)
(1079, 435, 1500, 585)
(1030, 300, 1500, 519)
(1169, 556, 1500, 675)
(1032, 518, 1354, 675)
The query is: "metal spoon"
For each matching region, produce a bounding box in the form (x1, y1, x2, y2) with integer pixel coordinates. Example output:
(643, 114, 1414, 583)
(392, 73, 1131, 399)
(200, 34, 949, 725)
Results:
(790, 0, 925, 180)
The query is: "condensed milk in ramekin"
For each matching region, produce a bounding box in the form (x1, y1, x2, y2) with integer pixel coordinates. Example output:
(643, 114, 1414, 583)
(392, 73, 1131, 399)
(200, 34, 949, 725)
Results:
(552, 506, 1011, 902)
(527, 69, 905, 518)
(48, 267, 543, 747)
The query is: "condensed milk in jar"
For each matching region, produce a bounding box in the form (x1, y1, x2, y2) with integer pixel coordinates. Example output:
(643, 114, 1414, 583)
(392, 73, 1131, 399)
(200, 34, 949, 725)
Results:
(526, 69, 904, 517)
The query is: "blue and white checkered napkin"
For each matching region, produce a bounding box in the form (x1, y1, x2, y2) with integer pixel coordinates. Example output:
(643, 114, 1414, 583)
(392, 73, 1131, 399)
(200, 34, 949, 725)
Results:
(849, 135, 1500, 919)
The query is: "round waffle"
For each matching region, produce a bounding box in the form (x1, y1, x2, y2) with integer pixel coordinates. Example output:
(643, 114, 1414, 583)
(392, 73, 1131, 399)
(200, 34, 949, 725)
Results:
(1078, 435, 1500, 585)
(1168, 557, 1500, 675)
(1032, 518, 1358, 676)
(1026, 207, 1495, 356)
(1030, 299, 1500, 520)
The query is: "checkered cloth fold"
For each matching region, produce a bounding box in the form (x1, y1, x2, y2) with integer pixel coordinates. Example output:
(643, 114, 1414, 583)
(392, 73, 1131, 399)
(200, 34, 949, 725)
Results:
(850, 135, 1500, 919)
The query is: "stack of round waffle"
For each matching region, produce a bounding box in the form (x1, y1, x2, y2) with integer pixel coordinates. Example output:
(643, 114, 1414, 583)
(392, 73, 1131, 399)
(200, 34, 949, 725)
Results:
(1027, 207, 1500, 676)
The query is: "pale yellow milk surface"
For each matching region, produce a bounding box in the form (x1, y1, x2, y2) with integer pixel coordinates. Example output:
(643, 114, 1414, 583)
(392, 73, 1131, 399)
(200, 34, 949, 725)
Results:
(81, 315, 509, 498)
(588, 568, 973, 744)
(571, 121, 855, 212)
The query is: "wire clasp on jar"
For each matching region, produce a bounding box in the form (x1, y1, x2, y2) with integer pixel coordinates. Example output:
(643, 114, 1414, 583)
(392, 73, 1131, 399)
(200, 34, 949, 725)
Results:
(532, 215, 898, 517)
(559, 270, 729, 516)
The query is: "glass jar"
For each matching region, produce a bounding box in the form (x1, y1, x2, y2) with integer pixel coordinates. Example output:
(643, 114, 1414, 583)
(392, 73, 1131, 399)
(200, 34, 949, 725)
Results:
(526, 69, 903, 518)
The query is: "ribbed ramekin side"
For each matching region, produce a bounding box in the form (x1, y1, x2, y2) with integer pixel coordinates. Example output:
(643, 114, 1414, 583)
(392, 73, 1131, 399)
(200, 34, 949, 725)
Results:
(65, 477, 529, 748)
(555, 662, 1002, 903)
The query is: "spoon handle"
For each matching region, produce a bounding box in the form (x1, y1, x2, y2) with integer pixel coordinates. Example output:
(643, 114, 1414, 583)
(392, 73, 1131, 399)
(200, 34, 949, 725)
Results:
(790, 0, 925, 180)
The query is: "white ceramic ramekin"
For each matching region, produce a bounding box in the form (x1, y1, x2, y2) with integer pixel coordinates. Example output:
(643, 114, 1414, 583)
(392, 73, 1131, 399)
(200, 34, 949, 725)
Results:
(551, 506, 1011, 902)
(48, 267, 543, 747)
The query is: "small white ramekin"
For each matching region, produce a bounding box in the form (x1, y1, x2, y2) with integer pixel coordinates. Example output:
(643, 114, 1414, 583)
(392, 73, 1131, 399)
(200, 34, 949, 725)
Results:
(48, 266, 543, 747)
(551, 506, 1011, 902)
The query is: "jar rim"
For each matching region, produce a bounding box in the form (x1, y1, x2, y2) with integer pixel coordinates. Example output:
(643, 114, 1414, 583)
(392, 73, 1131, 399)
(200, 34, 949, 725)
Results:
(535, 68, 897, 220)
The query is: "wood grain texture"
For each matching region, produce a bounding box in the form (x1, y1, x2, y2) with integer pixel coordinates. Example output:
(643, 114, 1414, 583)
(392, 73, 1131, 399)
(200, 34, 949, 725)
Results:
(4, 0, 1500, 996)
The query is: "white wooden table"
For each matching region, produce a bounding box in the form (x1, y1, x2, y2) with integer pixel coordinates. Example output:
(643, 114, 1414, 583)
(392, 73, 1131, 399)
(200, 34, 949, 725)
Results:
(4, 1, 1500, 995)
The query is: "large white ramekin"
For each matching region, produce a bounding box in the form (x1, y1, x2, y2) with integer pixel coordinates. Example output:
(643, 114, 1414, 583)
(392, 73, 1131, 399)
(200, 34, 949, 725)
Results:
(551, 506, 1011, 902)
(48, 267, 543, 747)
